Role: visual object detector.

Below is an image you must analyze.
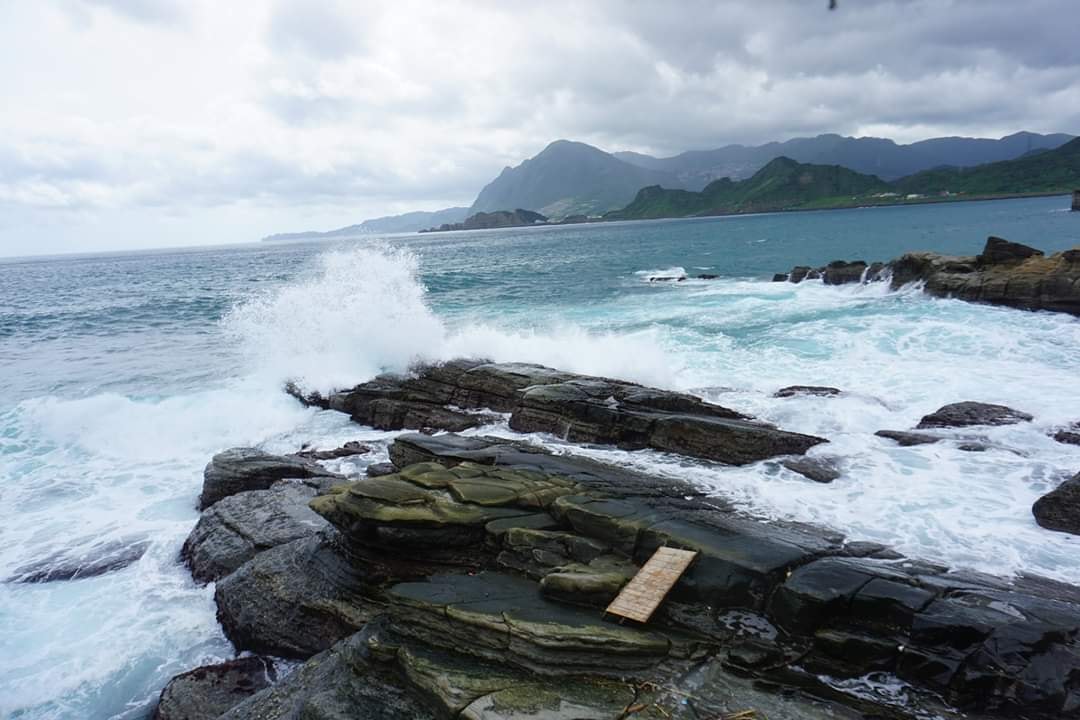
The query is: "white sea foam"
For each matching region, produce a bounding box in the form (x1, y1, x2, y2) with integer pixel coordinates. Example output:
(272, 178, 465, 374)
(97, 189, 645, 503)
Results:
(634, 265, 687, 281)
(224, 246, 681, 392)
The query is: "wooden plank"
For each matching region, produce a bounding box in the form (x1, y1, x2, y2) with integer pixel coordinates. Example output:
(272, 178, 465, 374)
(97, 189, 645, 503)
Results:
(605, 546, 698, 623)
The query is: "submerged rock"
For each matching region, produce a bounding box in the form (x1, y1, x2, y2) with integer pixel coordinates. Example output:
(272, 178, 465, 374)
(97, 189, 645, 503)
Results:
(774, 385, 842, 398)
(1032, 472, 1080, 536)
(199, 447, 341, 510)
(152, 656, 274, 720)
(1053, 423, 1080, 446)
(182, 482, 329, 584)
(781, 456, 842, 483)
(916, 401, 1033, 429)
(6, 537, 149, 583)
(874, 429, 942, 446)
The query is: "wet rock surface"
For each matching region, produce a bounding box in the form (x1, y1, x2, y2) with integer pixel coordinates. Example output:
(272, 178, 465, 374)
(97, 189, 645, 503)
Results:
(781, 455, 842, 483)
(199, 447, 342, 510)
(152, 656, 274, 720)
(774, 384, 842, 398)
(916, 401, 1033, 429)
(182, 481, 329, 583)
(1033, 472, 1080, 536)
(875, 429, 943, 446)
(1054, 423, 1080, 446)
(165, 363, 1080, 719)
(778, 236, 1080, 316)
(291, 360, 827, 465)
(214, 534, 372, 658)
(6, 536, 149, 583)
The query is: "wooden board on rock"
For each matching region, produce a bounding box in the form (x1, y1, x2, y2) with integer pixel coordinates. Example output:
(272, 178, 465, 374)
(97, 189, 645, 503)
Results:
(605, 547, 698, 623)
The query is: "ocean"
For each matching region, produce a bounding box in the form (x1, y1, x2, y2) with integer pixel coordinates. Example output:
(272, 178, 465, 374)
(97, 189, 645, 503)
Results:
(2, 195, 1079, 719)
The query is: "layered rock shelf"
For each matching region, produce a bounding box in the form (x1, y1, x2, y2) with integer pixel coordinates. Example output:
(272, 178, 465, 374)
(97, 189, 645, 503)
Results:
(775, 236, 1080, 316)
(163, 386, 1080, 720)
(288, 359, 827, 465)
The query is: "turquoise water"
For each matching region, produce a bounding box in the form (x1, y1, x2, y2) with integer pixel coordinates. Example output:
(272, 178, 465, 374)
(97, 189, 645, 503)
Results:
(2, 195, 1079, 718)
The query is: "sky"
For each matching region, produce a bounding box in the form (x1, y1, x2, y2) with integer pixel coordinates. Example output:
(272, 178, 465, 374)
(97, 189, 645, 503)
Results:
(1, 0, 1078, 257)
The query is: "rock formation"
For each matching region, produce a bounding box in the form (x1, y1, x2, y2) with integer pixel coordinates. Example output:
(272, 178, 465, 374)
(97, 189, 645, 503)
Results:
(289, 360, 828, 465)
(153, 361, 1080, 720)
(161, 421, 1080, 719)
(777, 236, 1080, 316)
(1033, 472, 1080, 536)
(1072, 189, 1080, 211)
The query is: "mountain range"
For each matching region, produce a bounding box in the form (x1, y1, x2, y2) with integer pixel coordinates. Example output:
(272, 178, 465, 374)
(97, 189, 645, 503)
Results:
(263, 207, 469, 242)
(483, 132, 1072, 218)
(262, 130, 1074, 241)
(609, 137, 1080, 220)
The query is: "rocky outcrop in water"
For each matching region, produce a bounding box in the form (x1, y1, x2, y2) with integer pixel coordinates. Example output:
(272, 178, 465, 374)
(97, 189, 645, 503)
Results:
(182, 482, 329, 583)
(916, 401, 1033, 429)
(199, 448, 342, 510)
(289, 360, 827, 465)
(1032, 472, 1080, 536)
(166, 419, 1080, 719)
(152, 657, 274, 720)
(6, 537, 149, 583)
(777, 236, 1080, 316)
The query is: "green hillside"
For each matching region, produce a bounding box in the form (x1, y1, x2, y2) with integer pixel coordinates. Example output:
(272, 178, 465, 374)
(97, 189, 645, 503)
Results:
(895, 137, 1080, 195)
(608, 138, 1080, 221)
(607, 157, 891, 220)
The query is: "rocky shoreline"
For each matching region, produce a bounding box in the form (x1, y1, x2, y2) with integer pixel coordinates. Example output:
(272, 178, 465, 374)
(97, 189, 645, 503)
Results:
(774, 236, 1080, 316)
(150, 361, 1080, 720)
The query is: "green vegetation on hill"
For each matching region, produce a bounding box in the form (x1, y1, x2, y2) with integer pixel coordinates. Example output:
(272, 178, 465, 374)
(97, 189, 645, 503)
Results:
(607, 157, 891, 219)
(608, 138, 1080, 221)
(896, 137, 1080, 195)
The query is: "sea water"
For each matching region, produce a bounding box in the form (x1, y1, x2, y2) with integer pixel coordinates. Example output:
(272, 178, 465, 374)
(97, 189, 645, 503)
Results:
(2, 196, 1079, 718)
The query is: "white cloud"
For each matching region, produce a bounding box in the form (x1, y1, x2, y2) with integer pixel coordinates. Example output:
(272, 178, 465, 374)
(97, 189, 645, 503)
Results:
(0, 0, 1077, 256)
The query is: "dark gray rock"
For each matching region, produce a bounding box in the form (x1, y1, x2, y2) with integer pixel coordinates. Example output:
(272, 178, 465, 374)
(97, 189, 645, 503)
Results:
(293, 440, 370, 460)
(218, 628, 437, 720)
(916, 401, 1033, 429)
(1053, 424, 1080, 446)
(509, 376, 826, 465)
(979, 236, 1044, 265)
(875, 429, 942, 446)
(5, 536, 148, 583)
(781, 456, 842, 483)
(152, 657, 274, 720)
(872, 431, 941, 446)
(182, 482, 329, 584)
(823, 260, 868, 285)
(199, 447, 341, 510)
(214, 535, 372, 658)
(366, 461, 398, 477)
(297, 361, 827, 466)
(772, 272, 789, 282)
(788, 266, 813, 283)
(774, 385, 842, 398)
(1033, 472, 1080, 536)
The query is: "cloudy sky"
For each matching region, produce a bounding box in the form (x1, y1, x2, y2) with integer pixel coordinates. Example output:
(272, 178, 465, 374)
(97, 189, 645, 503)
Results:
(1, 0, 1078, 256)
